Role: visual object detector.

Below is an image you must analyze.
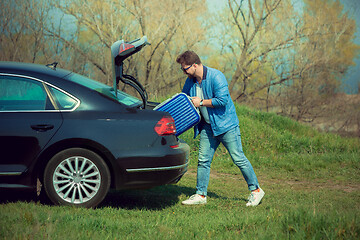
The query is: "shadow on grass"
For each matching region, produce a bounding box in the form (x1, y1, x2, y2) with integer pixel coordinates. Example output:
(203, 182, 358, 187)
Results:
(0, 185, 226, 210)
(0, 189, 39, 204)
(98, 184, 223, 210)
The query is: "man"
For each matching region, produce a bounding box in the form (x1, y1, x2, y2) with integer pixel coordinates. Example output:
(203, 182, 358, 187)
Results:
(177, 50, 265, 207)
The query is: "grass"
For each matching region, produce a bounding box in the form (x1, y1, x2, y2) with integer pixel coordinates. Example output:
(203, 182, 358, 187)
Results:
(1, 105, 359, 239)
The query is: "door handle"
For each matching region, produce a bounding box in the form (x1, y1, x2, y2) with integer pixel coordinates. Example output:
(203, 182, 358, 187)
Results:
(31, 124, 54, 132)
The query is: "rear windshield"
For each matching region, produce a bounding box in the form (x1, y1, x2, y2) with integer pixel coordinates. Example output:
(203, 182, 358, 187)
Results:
(65, 73, 142, 107)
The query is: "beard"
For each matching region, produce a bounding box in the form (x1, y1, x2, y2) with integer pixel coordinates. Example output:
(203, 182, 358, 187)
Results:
(187, 73, 195, 78)
(186, 69, 196, 79)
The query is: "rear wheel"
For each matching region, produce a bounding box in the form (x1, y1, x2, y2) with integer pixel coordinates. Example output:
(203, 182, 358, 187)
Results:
(44, 148, 110, 208)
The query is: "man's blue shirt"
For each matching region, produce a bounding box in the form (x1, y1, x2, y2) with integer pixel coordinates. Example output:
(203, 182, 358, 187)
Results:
(182, 66, 239, 138)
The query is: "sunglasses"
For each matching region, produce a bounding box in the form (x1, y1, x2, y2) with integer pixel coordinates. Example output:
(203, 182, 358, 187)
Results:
(181, 64, 193, 73)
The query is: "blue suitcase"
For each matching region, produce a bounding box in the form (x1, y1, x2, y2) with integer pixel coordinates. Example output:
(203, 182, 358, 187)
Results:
(154, 93, 201, 136)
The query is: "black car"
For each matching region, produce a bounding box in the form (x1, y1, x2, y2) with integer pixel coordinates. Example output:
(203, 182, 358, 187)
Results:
(0, 37, 190, 207)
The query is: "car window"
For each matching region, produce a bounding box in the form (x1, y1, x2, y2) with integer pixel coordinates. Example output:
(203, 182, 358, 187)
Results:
(0, 75, 47, 111)
(65, 73, 142, 107)
(49, 87, 78, 110)
(113, 89, 142, 106)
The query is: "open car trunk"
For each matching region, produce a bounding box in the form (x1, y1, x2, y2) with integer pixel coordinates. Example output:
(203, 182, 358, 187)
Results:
(111, 36, 157, 109)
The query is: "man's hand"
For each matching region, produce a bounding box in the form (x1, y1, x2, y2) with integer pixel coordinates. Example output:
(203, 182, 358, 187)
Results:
(191, 96, 202, 108)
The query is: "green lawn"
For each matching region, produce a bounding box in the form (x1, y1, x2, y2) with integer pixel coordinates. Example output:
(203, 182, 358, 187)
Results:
(1, 106, 359, 239)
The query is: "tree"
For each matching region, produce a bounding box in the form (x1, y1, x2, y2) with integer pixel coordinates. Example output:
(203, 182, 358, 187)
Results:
(1, 0, 208, 98)
(224, 0, 305, 105)
(47, 0, 207, 97)
(0, 0, 50, 63)
(279, 0, 360, 121)
(215, 0, 359, 125)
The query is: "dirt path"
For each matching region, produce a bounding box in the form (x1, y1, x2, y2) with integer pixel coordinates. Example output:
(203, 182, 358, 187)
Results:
(185, 168, 360, 193)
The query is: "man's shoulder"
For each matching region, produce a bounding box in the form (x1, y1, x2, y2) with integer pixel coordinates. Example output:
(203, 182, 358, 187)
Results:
(205, 66, 226, 83)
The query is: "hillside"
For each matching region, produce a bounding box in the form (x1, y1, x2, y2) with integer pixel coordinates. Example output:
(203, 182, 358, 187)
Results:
(182, 104, 359, 154)
(0, 104, 359, 239)
(181, 104, 360, 181)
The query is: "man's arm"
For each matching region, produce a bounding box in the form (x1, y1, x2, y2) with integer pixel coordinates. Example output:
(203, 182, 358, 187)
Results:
(208, 72, 229, 108)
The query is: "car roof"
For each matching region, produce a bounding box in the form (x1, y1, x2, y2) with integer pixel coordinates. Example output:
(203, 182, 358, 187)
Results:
(0, 61, 144, 109)
(0, 61, 72, 79)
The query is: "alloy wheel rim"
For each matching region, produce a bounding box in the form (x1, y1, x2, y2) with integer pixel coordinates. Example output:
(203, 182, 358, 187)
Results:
(53, 156, 101, 204)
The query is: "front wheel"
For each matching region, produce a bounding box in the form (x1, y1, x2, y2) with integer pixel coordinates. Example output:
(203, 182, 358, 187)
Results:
(44, 148, 110, 208)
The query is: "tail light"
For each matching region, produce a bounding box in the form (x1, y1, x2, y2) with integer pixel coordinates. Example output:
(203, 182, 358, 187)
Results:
(154, 116, 177, 136)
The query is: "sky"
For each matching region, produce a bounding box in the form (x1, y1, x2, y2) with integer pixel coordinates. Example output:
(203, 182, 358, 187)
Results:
(206, 0, 360, 94)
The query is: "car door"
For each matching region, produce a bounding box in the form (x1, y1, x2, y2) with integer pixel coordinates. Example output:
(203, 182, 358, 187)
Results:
(0, 74, 63, 176)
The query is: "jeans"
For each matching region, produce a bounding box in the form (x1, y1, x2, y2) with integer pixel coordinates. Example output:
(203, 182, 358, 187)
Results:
(196, 123, 259, 196)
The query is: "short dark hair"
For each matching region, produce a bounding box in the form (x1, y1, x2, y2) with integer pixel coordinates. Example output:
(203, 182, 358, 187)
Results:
(176, 51, 201, 65)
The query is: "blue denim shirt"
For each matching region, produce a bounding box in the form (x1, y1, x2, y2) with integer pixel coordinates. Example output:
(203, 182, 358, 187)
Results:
(182, 66, 239, 138)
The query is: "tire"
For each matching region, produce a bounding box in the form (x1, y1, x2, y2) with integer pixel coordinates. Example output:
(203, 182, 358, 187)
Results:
(43, 148, 110, 208)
